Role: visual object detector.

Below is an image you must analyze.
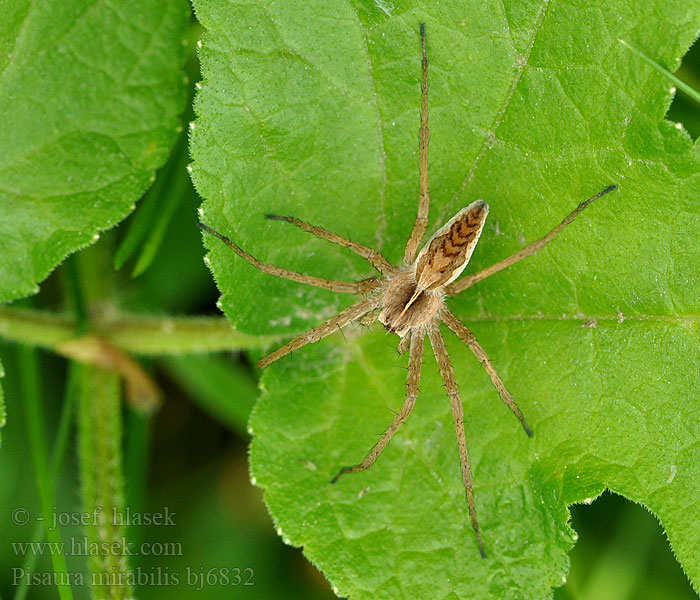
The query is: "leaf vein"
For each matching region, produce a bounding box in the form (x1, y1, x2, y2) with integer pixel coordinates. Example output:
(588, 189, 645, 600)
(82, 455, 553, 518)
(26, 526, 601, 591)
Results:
(444, 0, 552, 222)
(348, 2, 388, 251)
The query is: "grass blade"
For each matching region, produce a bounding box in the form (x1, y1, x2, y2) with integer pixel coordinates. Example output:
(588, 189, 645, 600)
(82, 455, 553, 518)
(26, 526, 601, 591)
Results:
(17, 346, 73, 600)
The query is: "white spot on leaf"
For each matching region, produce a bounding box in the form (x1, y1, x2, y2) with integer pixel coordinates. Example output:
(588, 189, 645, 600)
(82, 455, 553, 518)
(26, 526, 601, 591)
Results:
(374, 0, 394, 15)
(667, 465, 677, 483)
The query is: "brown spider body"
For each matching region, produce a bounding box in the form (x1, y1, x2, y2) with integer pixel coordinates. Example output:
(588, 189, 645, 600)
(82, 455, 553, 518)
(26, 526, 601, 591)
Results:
(379, 200, 489, 337)
(378, 269, 442, 337)
(199, 24, 616, 559)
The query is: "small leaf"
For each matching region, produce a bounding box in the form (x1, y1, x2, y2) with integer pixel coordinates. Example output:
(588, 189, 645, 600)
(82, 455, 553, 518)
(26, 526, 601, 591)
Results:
(0, 0, 190, 303)
(192, 1, 700, 598)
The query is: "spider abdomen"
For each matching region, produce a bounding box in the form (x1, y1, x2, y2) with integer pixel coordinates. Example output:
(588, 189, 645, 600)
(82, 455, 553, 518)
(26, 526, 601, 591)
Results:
(378, 270, 443, 337)
(415, 200, 489, 289)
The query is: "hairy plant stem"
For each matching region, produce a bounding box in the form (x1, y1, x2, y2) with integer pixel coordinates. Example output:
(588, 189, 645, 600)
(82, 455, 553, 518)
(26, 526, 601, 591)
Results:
(0, 306, 277, 355)
(76, 365, 132, 599)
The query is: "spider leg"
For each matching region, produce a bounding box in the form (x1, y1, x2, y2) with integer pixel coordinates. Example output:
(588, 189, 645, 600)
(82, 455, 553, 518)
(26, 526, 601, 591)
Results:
(257, 296, 380, 369)
(199, 223, 378, 294)
(446, 185, 617, 296)
(404, 24, 431, 264)
(427, 322, 486, 559)
(331, 329, 423, 482)
(441, 308, 532, 437)
(360, 307, 381, 327)
(396, 332, 411, 355)
(266, 215, 394, 274)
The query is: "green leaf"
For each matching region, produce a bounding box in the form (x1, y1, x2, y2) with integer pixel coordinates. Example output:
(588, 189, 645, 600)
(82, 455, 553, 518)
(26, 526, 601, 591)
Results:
(191, 1, 700, 598)
(0, 0, 189, 303)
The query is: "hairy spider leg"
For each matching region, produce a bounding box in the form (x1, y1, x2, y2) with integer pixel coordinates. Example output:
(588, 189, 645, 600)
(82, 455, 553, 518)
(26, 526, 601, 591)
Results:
(198, 223, 378, 295)
(447, 185, 617, 296)
(331, 329, 424, 482)
(266, 214, 394, 274)
(441, 308, 532, 436)
(427, 322, 486, 558)
(257, 296, 380, 369)
(404, 23, 431, 263)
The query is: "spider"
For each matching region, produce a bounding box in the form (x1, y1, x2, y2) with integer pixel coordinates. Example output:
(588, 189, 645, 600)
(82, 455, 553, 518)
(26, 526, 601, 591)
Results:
(199, 24, 616, 558)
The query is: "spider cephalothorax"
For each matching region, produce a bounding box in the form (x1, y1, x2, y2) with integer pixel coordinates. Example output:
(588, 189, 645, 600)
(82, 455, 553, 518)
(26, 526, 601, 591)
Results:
(199, 24, 616, 558)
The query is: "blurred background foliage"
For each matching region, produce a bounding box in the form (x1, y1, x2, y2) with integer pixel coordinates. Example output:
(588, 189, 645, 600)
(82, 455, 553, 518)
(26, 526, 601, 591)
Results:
(0, 15, 698, 600)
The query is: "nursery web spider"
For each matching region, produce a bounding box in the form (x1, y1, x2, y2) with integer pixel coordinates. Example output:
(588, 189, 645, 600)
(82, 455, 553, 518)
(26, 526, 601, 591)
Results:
(199, 24, 616, 558)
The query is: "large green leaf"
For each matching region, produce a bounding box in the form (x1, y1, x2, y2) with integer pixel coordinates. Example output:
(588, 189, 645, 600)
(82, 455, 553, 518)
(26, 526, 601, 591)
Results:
(0, 0, 189, 448)
(0, 0, 189, 303)
(191, 1, 700, 597)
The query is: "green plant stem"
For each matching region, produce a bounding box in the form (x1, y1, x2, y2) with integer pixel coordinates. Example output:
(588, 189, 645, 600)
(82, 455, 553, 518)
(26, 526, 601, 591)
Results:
(0, 306, 276, 354)
(51, 362, 79, 474)
(13, 363, 78, 600)
(12, 522, 45, 600)
(14, 255, 86, 600)
(77, 364, 132, 599)
(16, 346, 74, 600)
